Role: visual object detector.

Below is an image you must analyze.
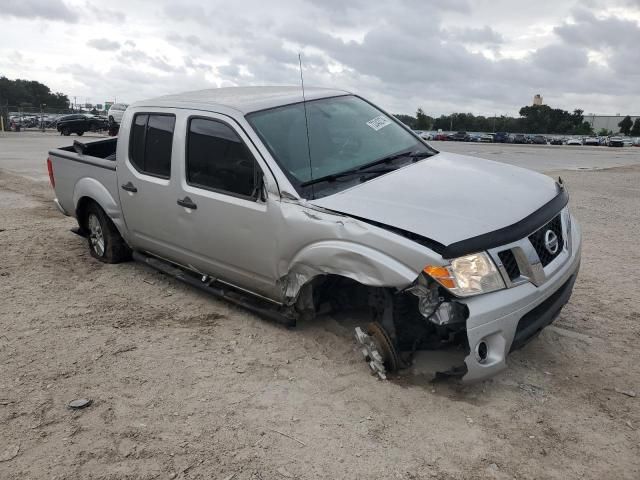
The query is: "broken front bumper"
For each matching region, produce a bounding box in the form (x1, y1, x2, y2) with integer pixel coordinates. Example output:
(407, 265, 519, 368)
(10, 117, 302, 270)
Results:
(460, 219, 582, 383)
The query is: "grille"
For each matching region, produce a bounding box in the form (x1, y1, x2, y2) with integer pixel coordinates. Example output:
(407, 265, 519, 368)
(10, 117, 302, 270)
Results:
(528, 215, 564, 267)
(498, 250, 520, 281)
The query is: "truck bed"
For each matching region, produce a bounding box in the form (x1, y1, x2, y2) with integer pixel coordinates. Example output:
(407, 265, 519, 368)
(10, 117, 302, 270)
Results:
(59, 137, 118, 161)
(48, 137, 120, 220)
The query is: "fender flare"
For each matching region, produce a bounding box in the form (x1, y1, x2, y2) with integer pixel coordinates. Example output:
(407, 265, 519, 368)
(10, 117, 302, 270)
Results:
(279, 240, 419, 300)
(73, 177, 127, 238)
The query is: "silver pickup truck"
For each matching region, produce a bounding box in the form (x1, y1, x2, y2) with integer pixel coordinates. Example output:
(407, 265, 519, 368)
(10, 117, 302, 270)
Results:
(48, 86, 581, 382)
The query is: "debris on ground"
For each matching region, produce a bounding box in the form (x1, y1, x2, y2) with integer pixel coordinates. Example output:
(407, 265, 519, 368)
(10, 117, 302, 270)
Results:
(67, 398, 93, 409)
(614, 388, 637, 398)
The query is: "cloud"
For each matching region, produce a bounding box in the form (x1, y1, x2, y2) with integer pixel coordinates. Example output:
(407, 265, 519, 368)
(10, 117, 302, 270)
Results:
(118, 48, 184, 73)
(0, 0, 78, 22)
(86, 5, 126, 22)
(555, 8, 640, 47)
(446, 26, 505, 45)
(87, 38, 121, 51)
(3, 0, 640, 116)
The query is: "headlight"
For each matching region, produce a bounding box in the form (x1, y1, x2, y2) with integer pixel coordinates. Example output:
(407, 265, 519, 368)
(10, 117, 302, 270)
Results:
(424, 252, 505, 297)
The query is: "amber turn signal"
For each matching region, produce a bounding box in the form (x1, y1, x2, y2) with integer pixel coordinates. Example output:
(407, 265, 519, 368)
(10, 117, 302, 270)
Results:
(423, 265, 456, 289)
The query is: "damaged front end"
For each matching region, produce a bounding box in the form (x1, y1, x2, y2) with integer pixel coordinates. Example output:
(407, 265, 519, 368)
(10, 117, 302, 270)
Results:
(354, 273, 470, 380)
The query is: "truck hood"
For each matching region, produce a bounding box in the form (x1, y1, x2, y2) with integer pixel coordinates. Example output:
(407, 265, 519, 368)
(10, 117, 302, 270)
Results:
(310, 152, 560, 250)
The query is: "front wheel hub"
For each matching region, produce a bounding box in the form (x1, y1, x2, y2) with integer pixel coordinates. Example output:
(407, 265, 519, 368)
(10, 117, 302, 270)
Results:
(354, 322, 400, 380)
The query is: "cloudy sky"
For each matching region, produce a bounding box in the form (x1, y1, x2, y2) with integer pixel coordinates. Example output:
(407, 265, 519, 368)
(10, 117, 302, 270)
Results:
(1, 0, 639, 116)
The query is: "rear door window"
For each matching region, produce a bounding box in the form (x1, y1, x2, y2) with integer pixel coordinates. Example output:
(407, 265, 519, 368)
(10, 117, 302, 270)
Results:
(129, 113, 175, 179)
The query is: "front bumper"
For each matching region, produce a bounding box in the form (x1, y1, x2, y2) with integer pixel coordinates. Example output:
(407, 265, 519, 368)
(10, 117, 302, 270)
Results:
(460, 215, 582, 383)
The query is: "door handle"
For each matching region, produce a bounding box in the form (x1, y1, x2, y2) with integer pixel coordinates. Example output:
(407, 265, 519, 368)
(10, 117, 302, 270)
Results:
(121, 182, 138, 193)
(177, 196, 197, 210)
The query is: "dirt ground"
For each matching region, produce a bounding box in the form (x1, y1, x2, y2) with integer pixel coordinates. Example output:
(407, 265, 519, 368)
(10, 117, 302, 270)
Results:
(1, 163, 639, 480)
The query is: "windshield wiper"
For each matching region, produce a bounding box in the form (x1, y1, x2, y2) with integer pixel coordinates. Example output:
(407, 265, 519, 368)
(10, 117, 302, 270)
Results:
(301, 167, 396, 187)
(362, 149, 432, 170)
(300, 150, 432, 187)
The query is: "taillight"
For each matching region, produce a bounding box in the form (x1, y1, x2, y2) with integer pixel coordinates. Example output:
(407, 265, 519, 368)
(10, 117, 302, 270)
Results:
(47, 157, 55, 188)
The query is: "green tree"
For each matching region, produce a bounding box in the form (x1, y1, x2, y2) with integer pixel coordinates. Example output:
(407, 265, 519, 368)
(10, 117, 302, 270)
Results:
(618, 115, 633, 135)
(629, 118, 640, 137)
(0, 76, 69, 109)
(394, 114, 417, 129)
(415, 108, 433, 130)
(597, 128, 613, 136)
(573, 122, 593, 135)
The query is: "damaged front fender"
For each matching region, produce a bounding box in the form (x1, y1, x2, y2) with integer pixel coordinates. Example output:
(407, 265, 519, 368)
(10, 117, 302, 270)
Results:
(278, 240, 419, 303)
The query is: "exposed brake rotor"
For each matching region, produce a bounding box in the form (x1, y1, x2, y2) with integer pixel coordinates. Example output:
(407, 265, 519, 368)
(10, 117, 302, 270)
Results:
(354, 322, 400, 380)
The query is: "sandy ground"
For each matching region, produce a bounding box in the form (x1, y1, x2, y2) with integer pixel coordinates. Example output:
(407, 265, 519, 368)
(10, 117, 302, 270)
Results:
(1, 159, 639, 479)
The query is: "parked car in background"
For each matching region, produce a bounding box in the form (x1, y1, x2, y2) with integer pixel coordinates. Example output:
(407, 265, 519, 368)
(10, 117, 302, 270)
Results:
(622, 138, 633, 147)
(448, 131, 469, 141)
(583, 137, 599, 146)
(480, 133, 494, 143)
(56, 114, 109, 136)
(566, 138, 582, 146)
(512, 134, 528, 144)
(608, 137, 624, 147)
(633, 138, 640, 147)
(532, 135, 547, 145)
(434, 132, 448, 141)
(493, 132, 509, 143)
(419, 131, 433, 141)
(549, 137, 564, 145)
(107, 103, 129, 125)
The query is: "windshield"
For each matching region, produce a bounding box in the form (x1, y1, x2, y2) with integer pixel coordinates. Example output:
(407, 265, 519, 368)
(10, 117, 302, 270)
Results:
(246, 95, 433, 196)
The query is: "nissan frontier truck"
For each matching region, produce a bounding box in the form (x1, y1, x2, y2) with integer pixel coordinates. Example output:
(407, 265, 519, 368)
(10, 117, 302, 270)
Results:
(47, 86, 581, 382)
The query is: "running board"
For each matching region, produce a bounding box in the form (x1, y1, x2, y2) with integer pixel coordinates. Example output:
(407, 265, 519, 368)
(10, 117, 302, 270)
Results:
(132, 251, 296, 327)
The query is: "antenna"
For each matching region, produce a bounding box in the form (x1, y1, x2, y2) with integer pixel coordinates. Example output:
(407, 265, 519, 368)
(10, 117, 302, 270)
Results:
(298, 53, 314, 196)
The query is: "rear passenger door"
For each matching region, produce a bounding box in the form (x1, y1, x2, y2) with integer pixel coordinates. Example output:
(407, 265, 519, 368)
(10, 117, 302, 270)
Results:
(174, 114, 281, 299)
(118, 112, 185, 261)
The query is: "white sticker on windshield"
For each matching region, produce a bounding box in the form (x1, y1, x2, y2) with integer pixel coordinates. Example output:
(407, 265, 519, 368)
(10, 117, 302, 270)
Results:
(366, 115, 392, 131)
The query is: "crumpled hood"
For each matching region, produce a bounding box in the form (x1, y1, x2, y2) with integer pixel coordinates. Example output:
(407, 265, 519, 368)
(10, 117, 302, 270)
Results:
(310, 152, 560, 248)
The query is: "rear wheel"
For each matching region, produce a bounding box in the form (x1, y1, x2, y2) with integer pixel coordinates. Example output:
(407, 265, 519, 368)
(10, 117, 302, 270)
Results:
(62, 127, 70, 136)
(85, 203, 131, 263)
(77, 131, 84, 136)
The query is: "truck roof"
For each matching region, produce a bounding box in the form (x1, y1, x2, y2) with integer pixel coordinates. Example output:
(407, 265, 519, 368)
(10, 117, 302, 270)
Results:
(131, 86, 350, 114)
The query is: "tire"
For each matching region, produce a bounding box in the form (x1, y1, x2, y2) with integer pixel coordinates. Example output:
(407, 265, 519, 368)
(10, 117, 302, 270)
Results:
(77, 131, 84, 136)
(85, 203, 131, 263)
(108, 116, 114, 124)
(62, 127, 70, 136)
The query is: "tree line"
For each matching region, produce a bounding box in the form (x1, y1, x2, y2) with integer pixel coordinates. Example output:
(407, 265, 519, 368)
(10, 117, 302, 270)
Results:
(617, 115, 640, 136)
(397, 105, 640, 136)
(0, 76, 70, 110)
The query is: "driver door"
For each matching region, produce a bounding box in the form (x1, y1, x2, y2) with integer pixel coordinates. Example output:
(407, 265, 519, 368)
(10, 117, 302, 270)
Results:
(172, 113, 282, 300)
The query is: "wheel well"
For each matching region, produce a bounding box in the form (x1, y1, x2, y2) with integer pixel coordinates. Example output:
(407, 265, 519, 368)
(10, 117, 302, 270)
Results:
(75, 196, 99, 232)
(293, 274, 385, 322)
